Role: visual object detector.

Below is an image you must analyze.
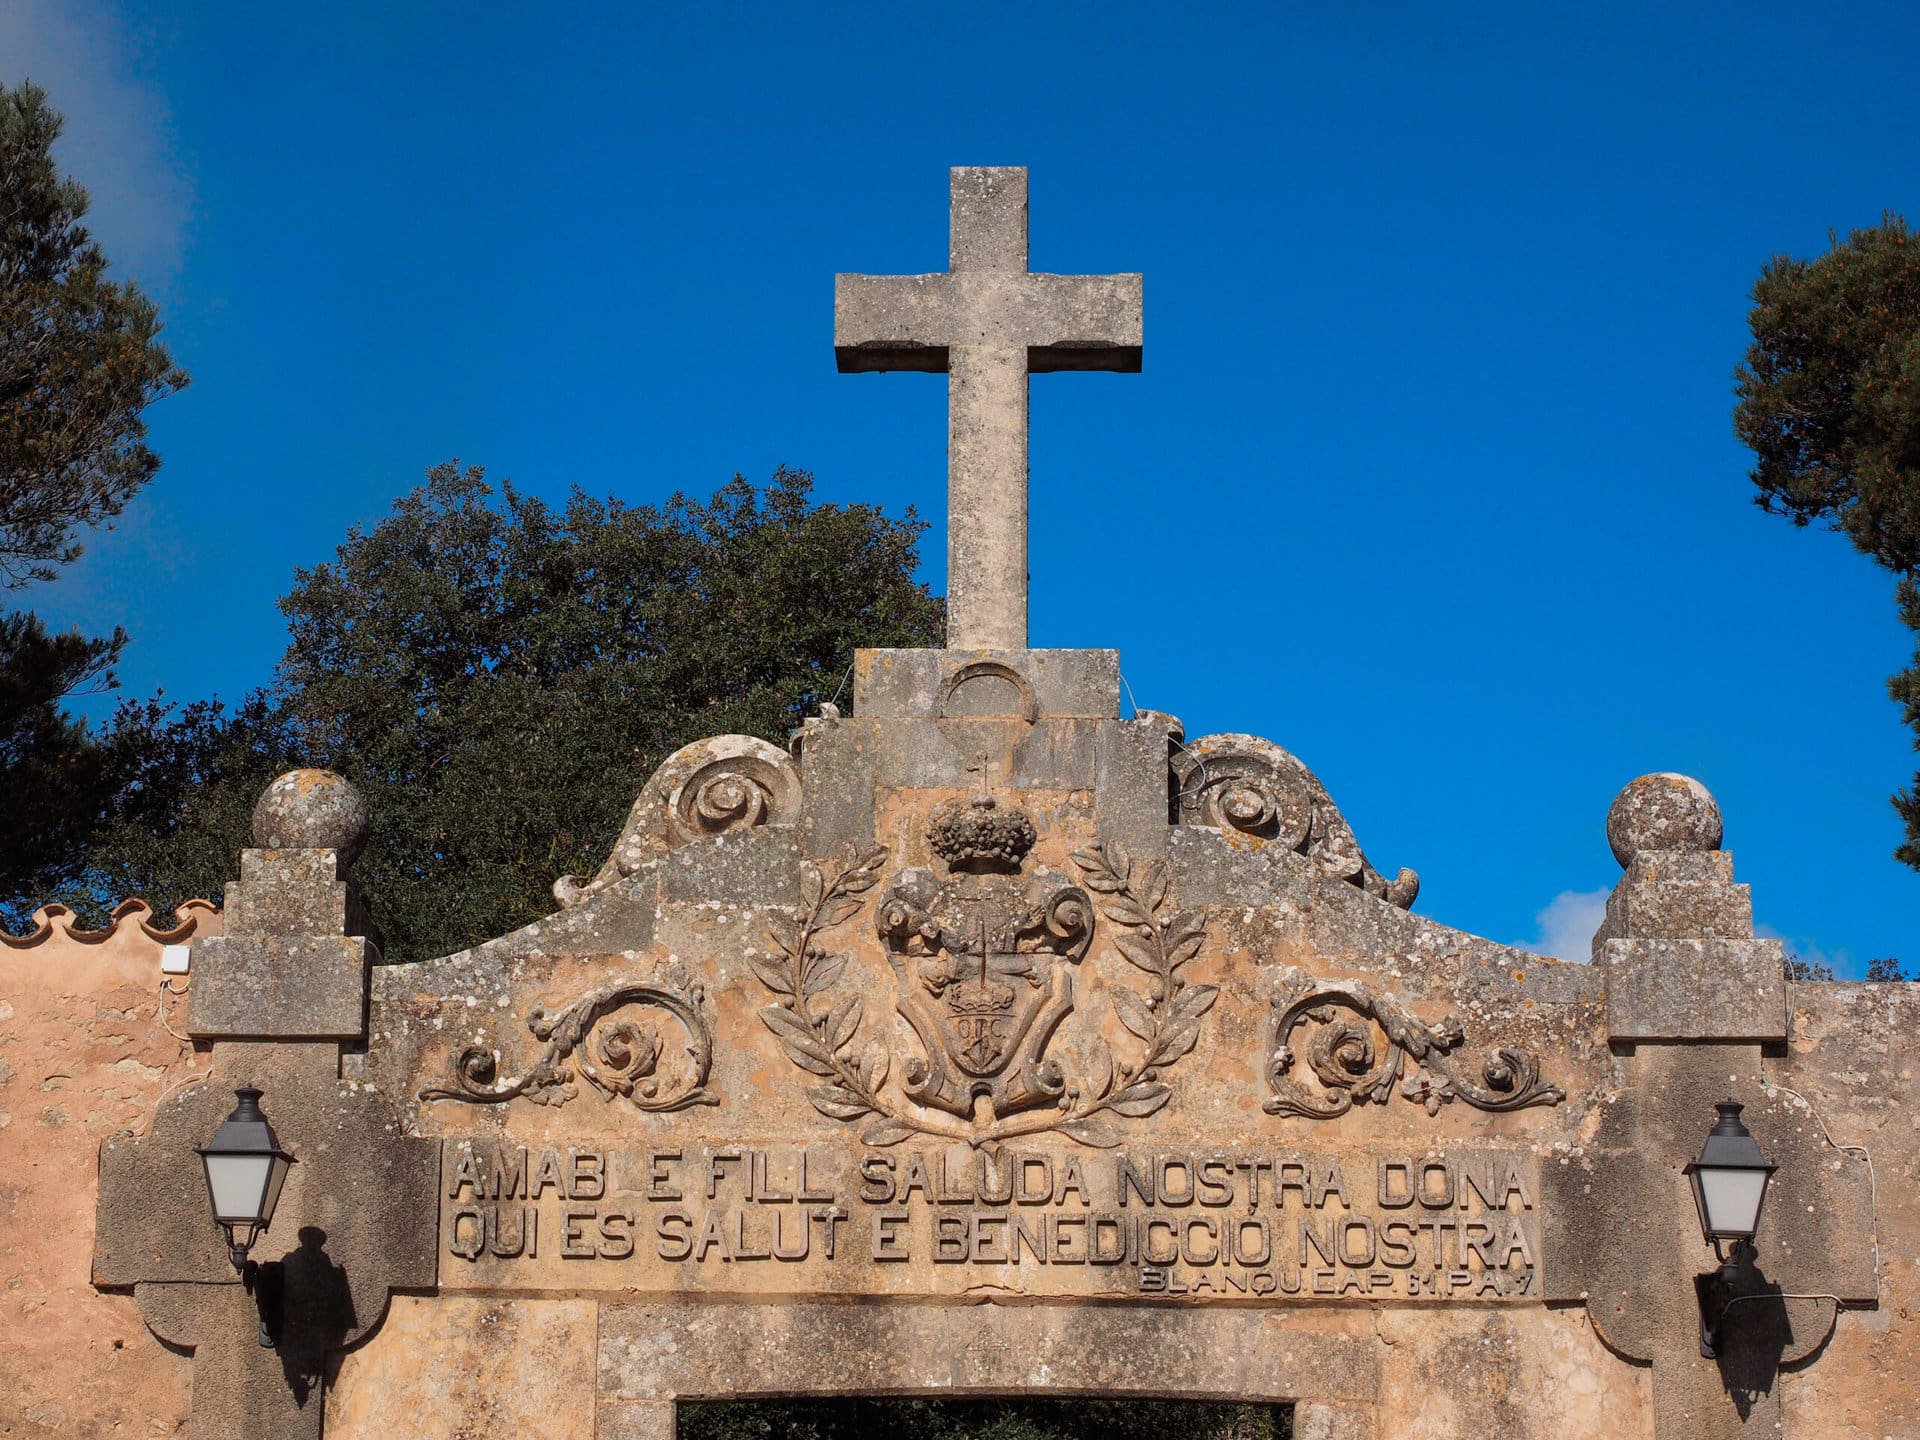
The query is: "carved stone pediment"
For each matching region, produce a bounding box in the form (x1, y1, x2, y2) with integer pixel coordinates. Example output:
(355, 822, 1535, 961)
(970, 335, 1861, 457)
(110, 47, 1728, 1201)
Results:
(67, 151, 1909, 1440)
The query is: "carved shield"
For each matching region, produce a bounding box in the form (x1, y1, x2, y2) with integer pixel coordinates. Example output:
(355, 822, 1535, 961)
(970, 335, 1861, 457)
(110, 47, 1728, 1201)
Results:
(876, 866, 1093, 1119)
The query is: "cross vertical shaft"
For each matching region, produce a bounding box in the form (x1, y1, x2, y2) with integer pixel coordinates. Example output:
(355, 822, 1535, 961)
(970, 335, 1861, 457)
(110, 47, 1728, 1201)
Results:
(947, 341, 1028, 649)
(835, 167, 1142, 649)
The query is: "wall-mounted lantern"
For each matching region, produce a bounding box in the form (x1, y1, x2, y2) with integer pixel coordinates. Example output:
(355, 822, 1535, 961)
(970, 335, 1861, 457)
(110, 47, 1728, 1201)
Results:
(196, 1087, 294, 1271)
(1684, 1099, 1778, 1357)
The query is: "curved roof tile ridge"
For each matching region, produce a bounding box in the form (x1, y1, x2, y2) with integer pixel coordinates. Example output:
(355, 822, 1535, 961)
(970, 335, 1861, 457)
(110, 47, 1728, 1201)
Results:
(1, 897, 220, 949)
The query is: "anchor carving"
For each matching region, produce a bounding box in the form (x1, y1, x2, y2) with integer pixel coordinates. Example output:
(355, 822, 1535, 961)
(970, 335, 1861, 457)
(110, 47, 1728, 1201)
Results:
(876, 796, 1093, 1121)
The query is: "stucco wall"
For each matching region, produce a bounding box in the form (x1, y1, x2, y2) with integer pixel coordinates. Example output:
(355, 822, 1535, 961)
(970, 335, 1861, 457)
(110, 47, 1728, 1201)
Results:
(0, 903, 214, 1439)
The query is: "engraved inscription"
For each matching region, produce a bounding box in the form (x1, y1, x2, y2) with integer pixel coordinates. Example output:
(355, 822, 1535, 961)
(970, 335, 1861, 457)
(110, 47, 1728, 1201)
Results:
(439, 1141, 1541, 1302)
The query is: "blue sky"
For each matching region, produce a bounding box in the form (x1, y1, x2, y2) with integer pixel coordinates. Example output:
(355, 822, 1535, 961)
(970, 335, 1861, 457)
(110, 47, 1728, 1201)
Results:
(5, 1, 1915, 971)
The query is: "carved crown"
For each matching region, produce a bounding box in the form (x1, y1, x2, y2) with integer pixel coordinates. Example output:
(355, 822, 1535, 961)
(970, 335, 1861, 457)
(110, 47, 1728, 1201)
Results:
(929, 795, 1036, 869)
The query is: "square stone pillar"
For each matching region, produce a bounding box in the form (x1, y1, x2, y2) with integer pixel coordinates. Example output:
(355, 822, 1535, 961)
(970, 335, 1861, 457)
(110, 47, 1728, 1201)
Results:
(1592, 774, 1785, 1043)
(93, 770, 436, 1440)
(1549, 774, 1875, 1440)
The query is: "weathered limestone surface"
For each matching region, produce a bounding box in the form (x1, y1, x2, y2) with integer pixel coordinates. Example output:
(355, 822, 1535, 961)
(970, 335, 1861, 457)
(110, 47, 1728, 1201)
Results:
(250, 655, 1606, 1431)
(1539, 773, 1887, 1438)
(599, 1300, 1379, 1401)
(1600, 937, 1787, 1041)
(1373, 1307, 1654, 1440)
(9, 650, 1908, 1440)
(1776, 981, 1920, 1439)
(326, 1297, 598, 1439)
(339, 654, 1903, 1437)
(1595, 776, 1785, 1041)
(85, 781, 437, 1440)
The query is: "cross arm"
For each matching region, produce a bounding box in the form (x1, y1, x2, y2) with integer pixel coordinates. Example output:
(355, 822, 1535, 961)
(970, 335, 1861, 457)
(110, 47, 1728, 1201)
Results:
(835, 270, 1143, 373)
(834, 273, 957, 373)
(1023, 272, 1143, 372)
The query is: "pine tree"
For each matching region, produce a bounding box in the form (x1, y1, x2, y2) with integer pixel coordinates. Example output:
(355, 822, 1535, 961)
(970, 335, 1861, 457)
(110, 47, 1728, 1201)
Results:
(1734, 216, 1920, 865)
(0, 81, 187, 918)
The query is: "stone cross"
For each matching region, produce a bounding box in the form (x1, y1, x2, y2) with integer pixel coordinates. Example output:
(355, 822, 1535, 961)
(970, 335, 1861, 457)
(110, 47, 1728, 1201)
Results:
(836, 167, 1142, 649)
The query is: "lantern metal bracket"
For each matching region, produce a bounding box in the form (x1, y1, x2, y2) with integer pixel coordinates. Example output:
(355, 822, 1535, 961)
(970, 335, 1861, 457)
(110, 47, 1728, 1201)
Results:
(1694, 1241, 1758, 1358)
(1684, 1098, 1782, 1360)
(242, 1257, 280, 1349)
(195, 1086, 295, 1350)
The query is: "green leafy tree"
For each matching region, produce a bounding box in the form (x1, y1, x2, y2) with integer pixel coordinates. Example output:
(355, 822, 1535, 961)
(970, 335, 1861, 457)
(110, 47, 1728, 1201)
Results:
(1733, 215, 1920, 864)
(52, 692, 295, 933)
(67, 463, 942, 961)
(1865, 957, 1911, 981)
(0, 81, 187, 922)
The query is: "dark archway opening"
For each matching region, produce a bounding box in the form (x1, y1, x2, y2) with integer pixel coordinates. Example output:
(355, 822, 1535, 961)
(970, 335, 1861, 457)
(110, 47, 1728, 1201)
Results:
(679, 1399, 1293, 1440)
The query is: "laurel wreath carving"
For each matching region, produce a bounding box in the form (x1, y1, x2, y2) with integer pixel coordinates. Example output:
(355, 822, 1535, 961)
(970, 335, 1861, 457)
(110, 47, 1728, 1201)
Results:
(419, 966, 720, 1111)
(1264, 968, 1563, 1119)
(753, 842, 1214, 1149)
(1057, 843, 1217, 1146)
(750, 847, 911, 1143)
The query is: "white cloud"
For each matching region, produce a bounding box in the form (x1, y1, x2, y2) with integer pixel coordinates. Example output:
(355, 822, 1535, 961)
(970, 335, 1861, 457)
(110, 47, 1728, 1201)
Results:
(1755, 924, 1844, 978)
(1514, 887, 1610, 963)
(0, 0, 192, 295)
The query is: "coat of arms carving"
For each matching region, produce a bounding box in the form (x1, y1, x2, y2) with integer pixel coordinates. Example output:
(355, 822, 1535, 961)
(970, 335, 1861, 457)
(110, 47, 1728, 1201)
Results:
(875, 796, 1093, 1121)
(753, 794, 1216, 1149)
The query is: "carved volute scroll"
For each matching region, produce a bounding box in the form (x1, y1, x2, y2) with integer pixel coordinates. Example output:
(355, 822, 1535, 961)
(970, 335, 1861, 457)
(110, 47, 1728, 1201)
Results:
(419, 961, 719, 1112)
(553, 735, 802, 907)
(1265, 967, 1563, 1119)
(1174, 733, 1419, 909)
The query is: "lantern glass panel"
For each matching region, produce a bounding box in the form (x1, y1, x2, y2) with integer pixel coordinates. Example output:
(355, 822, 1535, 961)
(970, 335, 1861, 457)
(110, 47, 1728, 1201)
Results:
(260, 1152, 291, 1230)
(203, 1150, 275, 1224)
(1696, 1165, 1769, 1238)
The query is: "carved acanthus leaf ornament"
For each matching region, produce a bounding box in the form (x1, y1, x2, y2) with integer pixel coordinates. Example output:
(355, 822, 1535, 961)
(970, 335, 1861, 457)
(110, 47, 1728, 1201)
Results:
(753, 818, 1214, 1149)
(1265, 968, 1563, 1119)
(419, 964, 720, 1111)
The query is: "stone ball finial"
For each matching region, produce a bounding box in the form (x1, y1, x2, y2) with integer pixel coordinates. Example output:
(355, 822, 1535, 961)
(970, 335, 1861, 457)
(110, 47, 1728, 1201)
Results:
(1606, 773, 1722, 866)
(252, 769, 371, 865)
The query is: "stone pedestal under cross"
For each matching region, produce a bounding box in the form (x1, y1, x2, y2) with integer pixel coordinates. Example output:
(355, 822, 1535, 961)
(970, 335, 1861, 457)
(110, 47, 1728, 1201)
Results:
(835, 167, 1142, 649)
